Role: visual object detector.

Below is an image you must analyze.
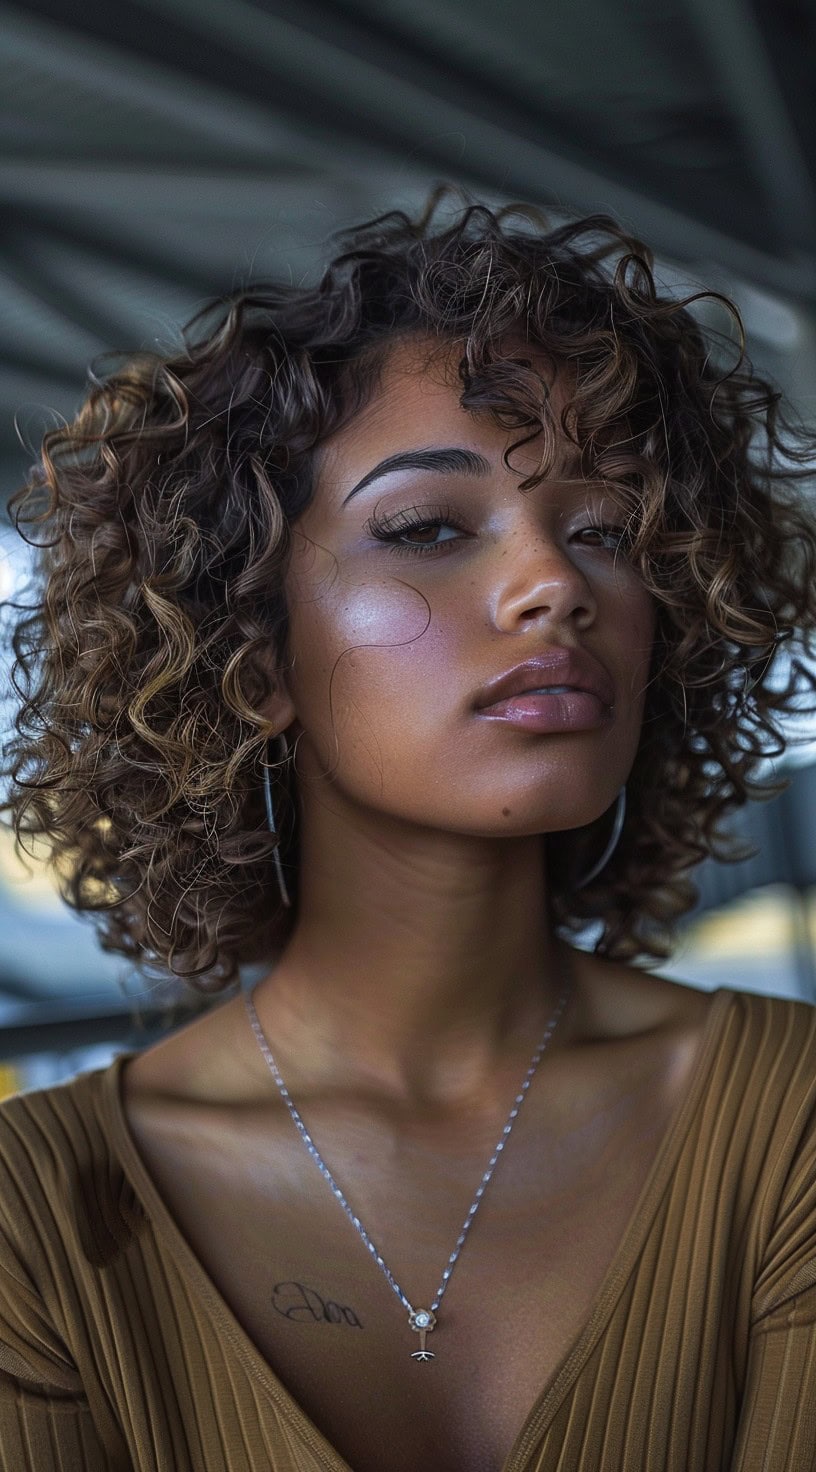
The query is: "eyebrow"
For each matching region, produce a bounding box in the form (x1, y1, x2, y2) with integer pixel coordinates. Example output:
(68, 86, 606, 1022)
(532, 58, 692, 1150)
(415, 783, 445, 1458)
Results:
(341, 446, 492, 506)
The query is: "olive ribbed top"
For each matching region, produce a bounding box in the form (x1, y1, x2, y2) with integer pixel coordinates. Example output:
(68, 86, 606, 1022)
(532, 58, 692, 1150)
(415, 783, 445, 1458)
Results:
(0, 985, 815, 1470)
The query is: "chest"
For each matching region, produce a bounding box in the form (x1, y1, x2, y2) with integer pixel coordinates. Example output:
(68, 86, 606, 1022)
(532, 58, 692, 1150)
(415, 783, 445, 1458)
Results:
(121, 1034, 697, 1472)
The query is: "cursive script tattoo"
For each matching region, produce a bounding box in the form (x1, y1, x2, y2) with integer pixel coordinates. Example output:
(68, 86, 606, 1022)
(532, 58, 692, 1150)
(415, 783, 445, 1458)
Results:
(271, 1281, 363, 1328)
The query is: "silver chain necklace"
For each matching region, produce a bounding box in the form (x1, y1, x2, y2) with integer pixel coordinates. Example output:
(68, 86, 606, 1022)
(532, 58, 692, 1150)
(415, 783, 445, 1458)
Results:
(244, 960, 571, 1362)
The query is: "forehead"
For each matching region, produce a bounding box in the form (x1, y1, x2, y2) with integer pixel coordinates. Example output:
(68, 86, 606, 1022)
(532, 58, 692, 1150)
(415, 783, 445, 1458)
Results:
(315, 334, 570, 493)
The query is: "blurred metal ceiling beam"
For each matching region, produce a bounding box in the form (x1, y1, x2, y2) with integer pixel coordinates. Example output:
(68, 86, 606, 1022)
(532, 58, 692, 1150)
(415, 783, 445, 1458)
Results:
(130, 0, 816, 299)
(0, 356, 89, 457)
(0, 239, 129, 349)
(0, 355, 84, 399)
(685, 0, 816, 254)
(0, 162, 386, 219)
(6, 1, 815, 305)
(2, 5, 316, 159)
(0, 1003, 197, 1061)
(6, 207, 239, 298)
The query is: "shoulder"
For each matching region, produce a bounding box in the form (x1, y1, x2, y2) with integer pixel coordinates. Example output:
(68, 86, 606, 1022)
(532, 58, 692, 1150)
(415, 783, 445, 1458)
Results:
(0, 1067, 105, 1238)
(701, 981, 816, 1087)
(567, 948, 719, 1046)
(588, 967, 816, 1308)
(0, 1061, 109, 1186)
(120, 988, 270, 1106)
(573, 946, 816, 1058)
(570, 951, 816, 1123)
(0, 1060, 148, 1271)
(0, 1073, 107, 1390)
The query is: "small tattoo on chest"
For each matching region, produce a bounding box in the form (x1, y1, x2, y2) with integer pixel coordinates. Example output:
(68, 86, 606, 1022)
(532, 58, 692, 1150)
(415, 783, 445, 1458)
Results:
(271, 1280, 364, 1327)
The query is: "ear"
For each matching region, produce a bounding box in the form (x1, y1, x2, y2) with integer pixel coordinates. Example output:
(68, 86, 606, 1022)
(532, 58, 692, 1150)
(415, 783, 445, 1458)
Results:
(257, 678, 298, 739)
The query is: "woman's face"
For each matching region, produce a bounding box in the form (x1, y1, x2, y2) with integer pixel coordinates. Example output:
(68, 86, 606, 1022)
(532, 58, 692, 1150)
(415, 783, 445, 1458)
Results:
(281, 336, 656, 839)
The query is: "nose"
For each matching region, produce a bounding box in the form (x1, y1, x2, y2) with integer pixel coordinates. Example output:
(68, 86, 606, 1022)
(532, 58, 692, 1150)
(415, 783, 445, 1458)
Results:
(490, 532, 596, 633)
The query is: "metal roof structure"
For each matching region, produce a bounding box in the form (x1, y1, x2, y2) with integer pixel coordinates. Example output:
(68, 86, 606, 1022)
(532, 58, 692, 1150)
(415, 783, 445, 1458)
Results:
(1, 0, 815, 1036)
(2, 0, 815, 496)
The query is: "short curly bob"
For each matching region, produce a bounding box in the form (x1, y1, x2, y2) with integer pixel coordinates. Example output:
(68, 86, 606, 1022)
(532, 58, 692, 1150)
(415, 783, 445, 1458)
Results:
(3, 184, 816, 999)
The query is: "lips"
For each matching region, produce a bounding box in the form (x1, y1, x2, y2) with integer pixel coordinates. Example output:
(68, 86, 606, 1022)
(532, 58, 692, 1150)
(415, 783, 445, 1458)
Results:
(474, 647, 615, 711)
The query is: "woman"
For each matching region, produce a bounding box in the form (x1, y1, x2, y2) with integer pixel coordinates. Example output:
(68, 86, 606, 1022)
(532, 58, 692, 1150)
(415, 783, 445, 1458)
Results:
(0, 187, 815, 1471)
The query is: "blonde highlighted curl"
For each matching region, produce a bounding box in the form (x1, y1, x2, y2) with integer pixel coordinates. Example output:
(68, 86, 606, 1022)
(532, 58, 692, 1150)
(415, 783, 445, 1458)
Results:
(3, 184, 816, 997)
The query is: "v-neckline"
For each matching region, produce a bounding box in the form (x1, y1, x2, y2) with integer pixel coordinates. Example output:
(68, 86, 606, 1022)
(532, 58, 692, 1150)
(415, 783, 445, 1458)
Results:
(98, 986, 734, 1472)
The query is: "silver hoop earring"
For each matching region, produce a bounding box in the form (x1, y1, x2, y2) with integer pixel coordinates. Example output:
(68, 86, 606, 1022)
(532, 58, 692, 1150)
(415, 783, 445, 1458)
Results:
(574, 786, 626, 890)
(263, 732, 292, 909)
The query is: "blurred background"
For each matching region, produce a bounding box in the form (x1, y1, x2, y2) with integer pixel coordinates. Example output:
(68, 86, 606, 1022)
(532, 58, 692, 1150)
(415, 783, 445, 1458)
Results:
(0, 0, 815, 1097)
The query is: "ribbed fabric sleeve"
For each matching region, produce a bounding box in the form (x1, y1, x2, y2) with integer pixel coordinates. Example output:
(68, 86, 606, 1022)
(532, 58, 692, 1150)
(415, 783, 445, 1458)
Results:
(0, 985, 813, 1471)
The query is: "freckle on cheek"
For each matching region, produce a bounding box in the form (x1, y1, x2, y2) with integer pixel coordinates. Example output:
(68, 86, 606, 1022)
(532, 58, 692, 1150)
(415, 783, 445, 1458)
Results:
(502, 807, 511, 817)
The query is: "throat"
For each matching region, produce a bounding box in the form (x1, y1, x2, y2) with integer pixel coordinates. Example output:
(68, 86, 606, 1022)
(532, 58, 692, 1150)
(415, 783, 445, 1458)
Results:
(247, 939, 576, 1112)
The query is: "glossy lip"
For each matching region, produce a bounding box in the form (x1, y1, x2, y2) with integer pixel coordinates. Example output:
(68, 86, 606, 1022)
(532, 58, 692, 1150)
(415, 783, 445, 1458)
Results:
(475, 690, 611, 735)
(474, 646, 615, 712)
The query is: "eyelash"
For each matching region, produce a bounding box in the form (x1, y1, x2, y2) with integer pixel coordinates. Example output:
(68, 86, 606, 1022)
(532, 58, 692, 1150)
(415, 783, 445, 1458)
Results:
(364, 502, 629, 558)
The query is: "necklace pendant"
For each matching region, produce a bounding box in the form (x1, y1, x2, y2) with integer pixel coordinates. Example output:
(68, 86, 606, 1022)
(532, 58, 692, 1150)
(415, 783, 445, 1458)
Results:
(409, 1308, 437, 1361)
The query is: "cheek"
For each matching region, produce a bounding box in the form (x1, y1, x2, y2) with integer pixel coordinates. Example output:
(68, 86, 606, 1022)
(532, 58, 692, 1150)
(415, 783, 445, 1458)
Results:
(625, 623, 657, 734)
(603, 568, 656, 654)
(285, 555, 462, 739)
(592, 571, 655, 726)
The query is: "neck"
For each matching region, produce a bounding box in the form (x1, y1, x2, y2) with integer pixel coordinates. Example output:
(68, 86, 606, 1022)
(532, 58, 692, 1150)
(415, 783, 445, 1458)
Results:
(253, 794, 575, 1109)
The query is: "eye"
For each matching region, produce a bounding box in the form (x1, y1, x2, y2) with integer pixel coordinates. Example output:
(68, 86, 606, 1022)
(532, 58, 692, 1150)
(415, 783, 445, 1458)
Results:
(575, 521, 628, 550)
(365, 503, 465, 558)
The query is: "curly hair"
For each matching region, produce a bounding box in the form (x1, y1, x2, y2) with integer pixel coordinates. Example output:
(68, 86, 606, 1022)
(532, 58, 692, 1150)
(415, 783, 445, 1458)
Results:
(3, 183, 816, 999)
